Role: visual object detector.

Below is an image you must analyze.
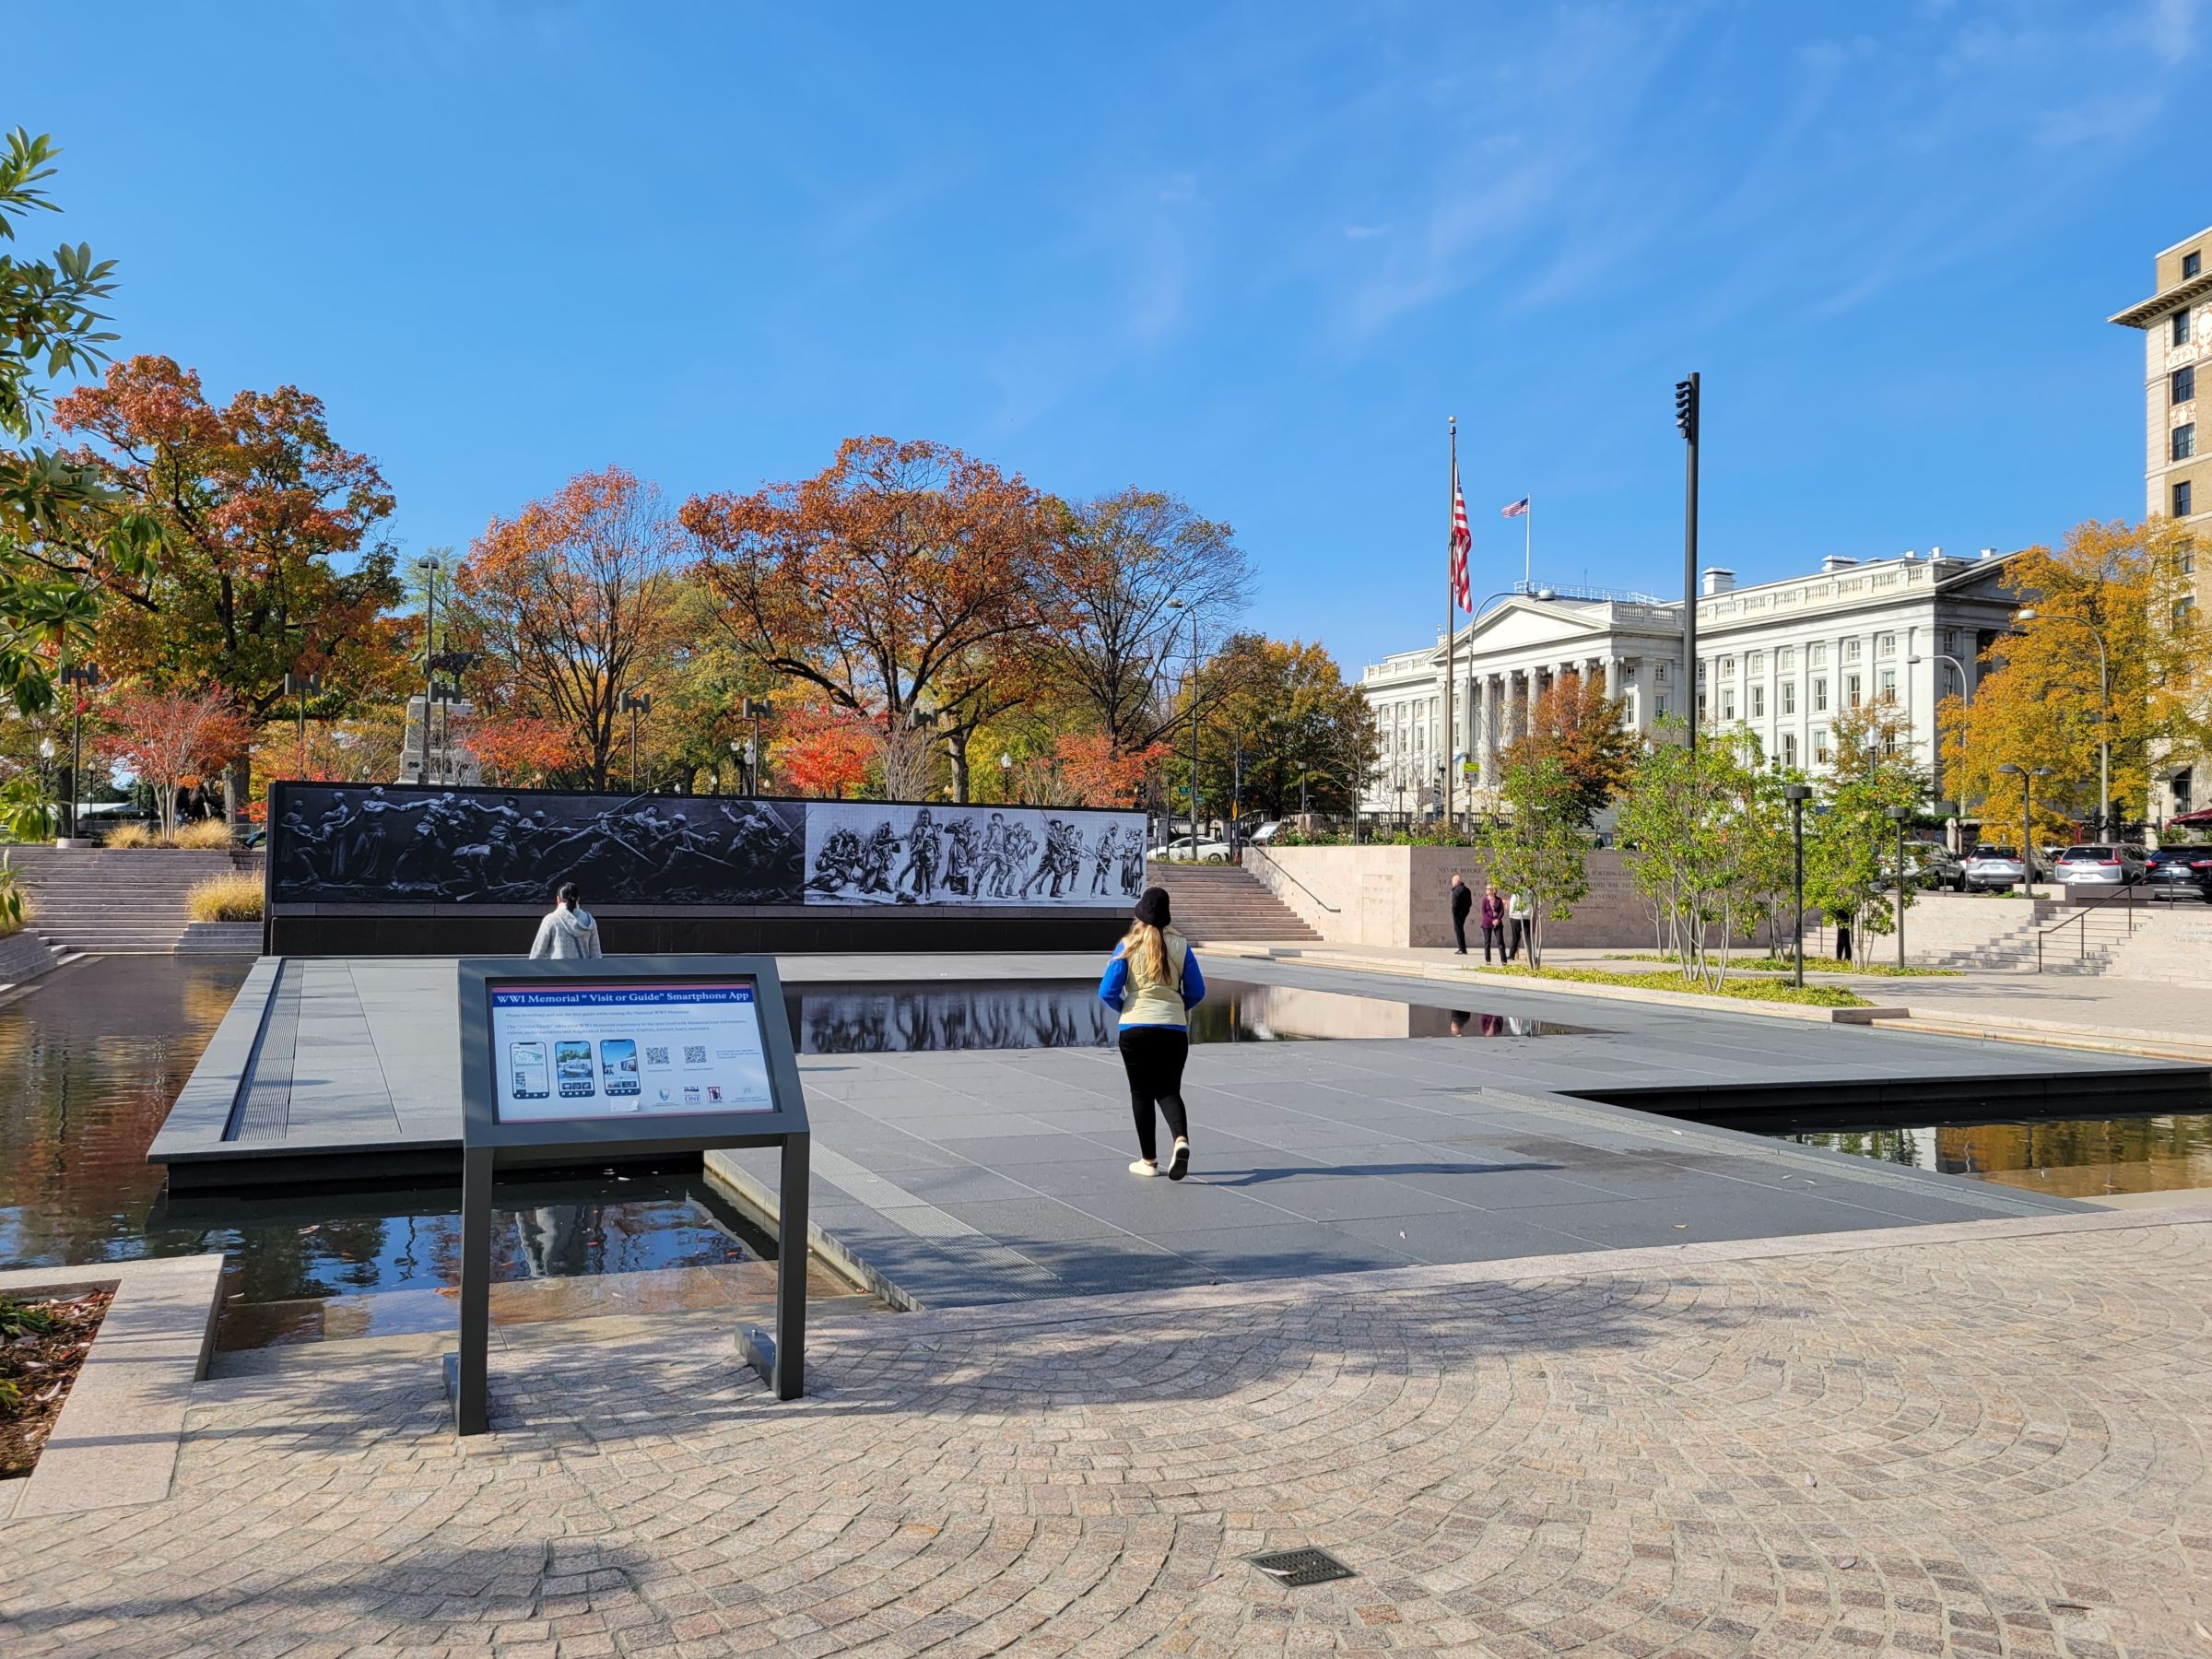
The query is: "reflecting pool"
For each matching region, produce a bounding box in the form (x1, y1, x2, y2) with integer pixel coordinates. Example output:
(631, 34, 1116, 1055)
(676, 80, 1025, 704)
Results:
(1778, 1112, 2212, 1199)
(0, 958, 777, 1346)
(786, 976, 1588, 1053)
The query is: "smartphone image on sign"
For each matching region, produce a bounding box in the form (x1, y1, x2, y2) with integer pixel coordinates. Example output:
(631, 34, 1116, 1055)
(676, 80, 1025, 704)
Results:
(599, 1038, 641, 1098)
(555, 1040, 595, 1098)
(509, 1041, 549, 1100)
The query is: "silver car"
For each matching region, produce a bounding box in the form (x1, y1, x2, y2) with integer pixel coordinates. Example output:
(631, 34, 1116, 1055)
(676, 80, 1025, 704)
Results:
(2052, 844, 2146, 887)
(1961, 844, 2034, 891)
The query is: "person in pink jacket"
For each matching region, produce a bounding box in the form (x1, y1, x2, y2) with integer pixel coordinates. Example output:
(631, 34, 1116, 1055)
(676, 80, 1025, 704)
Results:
(1478, 883, 1507, 962)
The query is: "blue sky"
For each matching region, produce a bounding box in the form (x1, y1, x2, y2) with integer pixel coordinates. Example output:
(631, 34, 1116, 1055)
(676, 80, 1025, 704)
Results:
(18, 1, 2206, 674)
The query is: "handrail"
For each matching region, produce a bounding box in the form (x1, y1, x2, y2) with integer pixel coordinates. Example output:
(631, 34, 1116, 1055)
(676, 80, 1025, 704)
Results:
(2033, 879, 2145, 972)
(1242, 848, 1343, 913)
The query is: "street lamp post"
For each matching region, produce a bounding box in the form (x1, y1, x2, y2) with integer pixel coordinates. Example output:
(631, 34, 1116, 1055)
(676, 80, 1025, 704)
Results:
(414, 556, 441, 786)
(1887, 805, 1912, 968)
(59, 661, 100, 839)
(742, 699, 771, 795)
(283, 670, 322, 778)
(2016, 608, 2112, 838)
(1783, 782, 1812, 986)
(1166, 598, 1202, 841)
(619, 691, 653, 790)
(1907, 652, 1970, 837)
(1675, 371, 1700, 756)
(1997, 763, 2055, 897)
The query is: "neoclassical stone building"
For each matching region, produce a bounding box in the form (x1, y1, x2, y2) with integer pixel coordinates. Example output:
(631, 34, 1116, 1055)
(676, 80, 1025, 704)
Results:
(1359, 547, 2027, 815)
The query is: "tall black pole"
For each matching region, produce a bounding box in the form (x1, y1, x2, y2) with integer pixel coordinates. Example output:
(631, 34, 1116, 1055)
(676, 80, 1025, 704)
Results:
(1896, 816, 1908, 968)
(66, 680, 82, 841)
(1445, 415, 1456, 835)
(1189, 611, 1201, 841)
(1677, 373, 1700, 754)
(1786, 785, 1808, 988)
(421, 566, 437, 785)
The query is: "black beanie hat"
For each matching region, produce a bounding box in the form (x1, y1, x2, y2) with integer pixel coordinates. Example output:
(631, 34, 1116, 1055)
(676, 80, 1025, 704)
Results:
(1134, 886, 1171, 927)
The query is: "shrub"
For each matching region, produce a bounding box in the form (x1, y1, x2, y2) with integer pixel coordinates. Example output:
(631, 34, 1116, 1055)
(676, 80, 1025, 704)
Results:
(185, 871, 263, 923)
(103, 822, 159, 849)
(173, 819, 237, 850)
(0, 859, 27, 937)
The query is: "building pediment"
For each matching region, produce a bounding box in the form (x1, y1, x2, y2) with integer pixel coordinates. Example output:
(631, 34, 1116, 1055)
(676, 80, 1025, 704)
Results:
(1460, 599, 1613, 655)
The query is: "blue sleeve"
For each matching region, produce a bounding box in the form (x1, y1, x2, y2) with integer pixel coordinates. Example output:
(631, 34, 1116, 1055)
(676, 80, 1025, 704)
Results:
(1099, 948, 1129, 1011)
(1180, 947, 1206, 1010)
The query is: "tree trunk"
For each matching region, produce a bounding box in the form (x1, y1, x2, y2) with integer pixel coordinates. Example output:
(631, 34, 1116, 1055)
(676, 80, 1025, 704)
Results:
(224, 758, 249, 826)
(947, 729, 971, 804)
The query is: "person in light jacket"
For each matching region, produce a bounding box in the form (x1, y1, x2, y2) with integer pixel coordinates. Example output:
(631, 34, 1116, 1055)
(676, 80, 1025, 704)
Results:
(1098, 885, 1206, 1180)
(529, 881, 604, 959)
(1506, 890, 1533, 961)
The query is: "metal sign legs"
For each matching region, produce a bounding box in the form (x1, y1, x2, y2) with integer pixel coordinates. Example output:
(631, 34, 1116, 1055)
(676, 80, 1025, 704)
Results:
(447, 1133, 810, 1436)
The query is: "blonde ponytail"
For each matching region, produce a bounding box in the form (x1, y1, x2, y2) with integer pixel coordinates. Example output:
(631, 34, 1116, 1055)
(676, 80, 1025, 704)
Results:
(1121, 920, 1171, 987)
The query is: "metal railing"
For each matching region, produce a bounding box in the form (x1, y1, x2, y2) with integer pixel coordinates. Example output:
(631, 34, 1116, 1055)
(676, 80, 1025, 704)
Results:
(2034, 880, 2146, 972)
(1242, 848, 1341, 912)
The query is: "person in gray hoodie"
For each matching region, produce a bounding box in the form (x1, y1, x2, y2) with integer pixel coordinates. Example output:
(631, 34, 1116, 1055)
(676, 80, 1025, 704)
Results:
(529, 882, 603, 959)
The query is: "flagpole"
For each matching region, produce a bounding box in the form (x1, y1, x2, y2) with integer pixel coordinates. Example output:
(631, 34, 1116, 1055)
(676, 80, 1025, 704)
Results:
(1524, 493, 1532, 592)
(1445, 416, 1456, 835)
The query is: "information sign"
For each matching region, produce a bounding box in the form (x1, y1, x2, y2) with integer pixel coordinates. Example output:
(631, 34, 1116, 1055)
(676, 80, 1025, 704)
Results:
(488, 982, 776, 1122)
(449, 955, 812, 1435)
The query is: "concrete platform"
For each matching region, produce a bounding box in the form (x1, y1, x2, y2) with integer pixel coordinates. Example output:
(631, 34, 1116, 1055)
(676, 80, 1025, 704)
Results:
(149, 958, 2206, 1302)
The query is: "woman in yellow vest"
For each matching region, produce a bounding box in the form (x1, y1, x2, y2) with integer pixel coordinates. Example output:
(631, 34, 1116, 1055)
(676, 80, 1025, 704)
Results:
(1098, 886, 1207, 1179)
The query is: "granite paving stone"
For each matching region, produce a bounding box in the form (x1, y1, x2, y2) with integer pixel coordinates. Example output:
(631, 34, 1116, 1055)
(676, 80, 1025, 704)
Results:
(4, 1211, 2206, 1656)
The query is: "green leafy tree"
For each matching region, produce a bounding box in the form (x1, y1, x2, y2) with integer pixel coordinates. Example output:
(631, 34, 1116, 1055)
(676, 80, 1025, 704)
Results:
(1481, 754, 1590, 968)
(0, 130, 159, 712)
(1617, 718, 1785, 987)
(1806, 700, 1925, 945)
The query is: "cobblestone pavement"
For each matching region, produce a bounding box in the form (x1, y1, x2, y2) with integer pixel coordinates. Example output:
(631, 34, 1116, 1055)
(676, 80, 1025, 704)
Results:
(3, 1210, 2207, 1657)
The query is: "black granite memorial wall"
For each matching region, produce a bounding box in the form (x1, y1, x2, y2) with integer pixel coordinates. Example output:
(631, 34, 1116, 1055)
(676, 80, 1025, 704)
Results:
(265, 781, 1146, 956)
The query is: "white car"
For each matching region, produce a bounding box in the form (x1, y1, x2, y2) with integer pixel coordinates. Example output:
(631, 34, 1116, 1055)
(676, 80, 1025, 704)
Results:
(1151, 835, 1231, 864)
(1961, 844, 2046, 891)
(2052, 844, 2147, 887)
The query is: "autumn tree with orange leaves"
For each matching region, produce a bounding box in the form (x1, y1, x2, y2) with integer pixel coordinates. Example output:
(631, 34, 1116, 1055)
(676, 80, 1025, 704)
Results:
(1499, 668, 1637, 825)
(454, 467, 684, 792)
(97, 685, 253, 839)
(1941, 517, 2208, 836)
(54, 355, 406, 811)
(682, 437, 1060, 801)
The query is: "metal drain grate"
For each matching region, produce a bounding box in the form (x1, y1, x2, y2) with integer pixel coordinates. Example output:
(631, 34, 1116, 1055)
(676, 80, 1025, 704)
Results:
(1249, 1547, 1357, 1587)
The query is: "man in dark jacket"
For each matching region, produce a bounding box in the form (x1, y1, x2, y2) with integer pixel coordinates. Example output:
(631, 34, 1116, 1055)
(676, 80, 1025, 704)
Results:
(1449, 873, 1474, 954)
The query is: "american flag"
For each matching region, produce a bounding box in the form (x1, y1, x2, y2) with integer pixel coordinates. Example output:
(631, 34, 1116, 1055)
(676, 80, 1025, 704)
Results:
(1500, 497, 1529, 518)
(1450, 463, 1473, 612)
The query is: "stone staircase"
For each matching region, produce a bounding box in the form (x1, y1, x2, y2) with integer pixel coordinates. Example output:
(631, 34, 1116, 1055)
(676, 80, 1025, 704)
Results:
(1908, 891, 2212, 983)
(5, 846, 263, 957)
(1150, 862, 1321, 944)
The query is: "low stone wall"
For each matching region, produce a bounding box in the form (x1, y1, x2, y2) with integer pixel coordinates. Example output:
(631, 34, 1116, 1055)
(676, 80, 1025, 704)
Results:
(1245, 846, 1755, 951)
(0, 927, 57, 984)
(175, 922, 264, 956)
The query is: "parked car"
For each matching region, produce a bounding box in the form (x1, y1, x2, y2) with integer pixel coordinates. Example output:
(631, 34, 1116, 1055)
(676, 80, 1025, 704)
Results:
(2143, 844, 2212, 900)
(1961, 844, 2043, 891)
(2052, 844, 2148, 888)
(1879, 844, 1965, 891)
(1150, 835, 1231, 864)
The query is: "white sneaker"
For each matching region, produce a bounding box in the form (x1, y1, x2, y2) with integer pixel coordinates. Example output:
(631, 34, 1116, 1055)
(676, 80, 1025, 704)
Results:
(1128, 1159, 1159, 1177)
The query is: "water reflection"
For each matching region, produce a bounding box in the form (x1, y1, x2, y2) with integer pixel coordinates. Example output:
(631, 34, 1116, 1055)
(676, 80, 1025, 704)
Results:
(0, 959, 769, 1323)
(788, 977, 1583, 1053)
(1783, 1113, 2212, 1198)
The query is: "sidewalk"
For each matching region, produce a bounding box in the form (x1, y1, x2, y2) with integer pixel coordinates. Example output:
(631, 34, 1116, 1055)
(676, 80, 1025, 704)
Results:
(1210, 940, 2212, 1059)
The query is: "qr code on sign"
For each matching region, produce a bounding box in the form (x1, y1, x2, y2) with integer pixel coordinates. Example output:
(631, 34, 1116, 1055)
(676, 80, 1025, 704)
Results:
(644, 1046, 669, 1067)
(684, 1045, 707, 1065)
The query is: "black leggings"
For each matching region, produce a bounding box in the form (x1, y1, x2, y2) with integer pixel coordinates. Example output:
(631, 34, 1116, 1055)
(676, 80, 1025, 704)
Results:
(1117, 1026, 1190, 1162)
